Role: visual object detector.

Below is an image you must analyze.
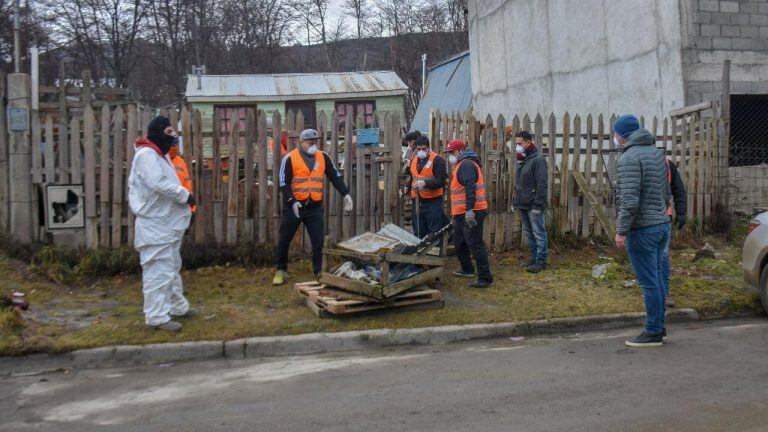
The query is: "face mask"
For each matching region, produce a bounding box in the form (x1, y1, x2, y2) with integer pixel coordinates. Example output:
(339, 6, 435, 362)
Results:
(448, 154, 458, 165)
(307, 144, 318, 155)
(417, 150, 427, 159)
(613, 136, 621, 148)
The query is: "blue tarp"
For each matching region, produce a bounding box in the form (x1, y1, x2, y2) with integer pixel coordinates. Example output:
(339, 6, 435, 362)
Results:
(410, 51, 472, 134)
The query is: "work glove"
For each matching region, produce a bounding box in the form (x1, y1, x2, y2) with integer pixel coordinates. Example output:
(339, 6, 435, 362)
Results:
(412, 180, 426, 189)
(531, 208, 542, 216)
(187, 193, 197, 207)
(292, 201, 302, 219)
(675, 217, 686, 230)
(510, 204, 516, 212)
(465, 209, 477, 228)
(344, 194, 354, 212)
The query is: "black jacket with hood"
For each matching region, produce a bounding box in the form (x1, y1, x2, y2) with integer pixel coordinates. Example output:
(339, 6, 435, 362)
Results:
(512, 146, 548, 211)
(454, 149, 486, 213)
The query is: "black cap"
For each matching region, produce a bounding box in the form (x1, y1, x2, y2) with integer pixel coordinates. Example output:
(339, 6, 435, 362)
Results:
(405, 130, 422, 142)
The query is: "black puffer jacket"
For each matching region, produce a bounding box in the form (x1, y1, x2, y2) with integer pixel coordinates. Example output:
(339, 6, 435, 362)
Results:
(616, 129, 671, 235)
(512, 146, 548, 211)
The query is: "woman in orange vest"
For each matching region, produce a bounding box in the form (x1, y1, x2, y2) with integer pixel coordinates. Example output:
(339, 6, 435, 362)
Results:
(168, 140, 196, 214)
(407, 136, 448, 238)
(273, 129, 353, 285)
(444, 138, 493, 288)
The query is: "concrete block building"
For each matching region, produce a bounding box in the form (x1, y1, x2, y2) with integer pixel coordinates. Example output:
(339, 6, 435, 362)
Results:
(468, 0, 768, 119)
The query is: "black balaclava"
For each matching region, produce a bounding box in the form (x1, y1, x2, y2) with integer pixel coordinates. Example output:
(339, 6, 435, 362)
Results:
(147, 116, 174, 155)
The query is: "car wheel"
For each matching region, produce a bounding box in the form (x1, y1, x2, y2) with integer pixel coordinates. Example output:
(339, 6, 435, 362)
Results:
(760, 262, 768, 314)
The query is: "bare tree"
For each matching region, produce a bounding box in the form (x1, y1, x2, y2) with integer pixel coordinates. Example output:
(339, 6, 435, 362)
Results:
(45, 0, 151, 87)
(342, 0, 367, 39)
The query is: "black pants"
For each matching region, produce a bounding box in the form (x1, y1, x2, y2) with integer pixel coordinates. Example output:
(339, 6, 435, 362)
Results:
(411, 198, 448, 239)
(276, 204, 324, 274)
(453, 211, 492, 282)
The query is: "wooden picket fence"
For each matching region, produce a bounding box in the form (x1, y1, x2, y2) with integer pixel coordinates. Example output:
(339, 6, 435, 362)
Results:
(427, 108, 726, 247)
(18, 98, 725, 252)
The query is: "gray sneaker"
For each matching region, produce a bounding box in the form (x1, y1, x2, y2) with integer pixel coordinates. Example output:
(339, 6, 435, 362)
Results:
(148, 320, 182, 332)
(172, 308, 199, 319)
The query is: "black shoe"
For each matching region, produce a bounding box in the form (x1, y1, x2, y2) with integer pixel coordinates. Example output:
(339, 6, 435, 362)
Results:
(625, 331, 664, 347)
(520, 259, 535, 268)
(469, 279, 493, 288)
(526, 262, 547, 273)
(662, 328, 667, 341)
(452, 269, 475, 278)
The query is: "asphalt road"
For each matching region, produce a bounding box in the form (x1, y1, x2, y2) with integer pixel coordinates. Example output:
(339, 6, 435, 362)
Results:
(2, 318, 768, 432)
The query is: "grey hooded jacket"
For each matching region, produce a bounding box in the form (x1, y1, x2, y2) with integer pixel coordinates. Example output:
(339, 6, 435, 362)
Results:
(615, 128, 671, 235)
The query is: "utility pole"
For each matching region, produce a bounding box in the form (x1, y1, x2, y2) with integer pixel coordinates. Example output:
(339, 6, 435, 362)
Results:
(13, 0, 21, 73)
(421, 54, 427, 96)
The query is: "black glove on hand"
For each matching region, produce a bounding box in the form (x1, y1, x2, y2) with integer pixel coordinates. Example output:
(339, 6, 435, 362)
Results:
(187, 193, 197, 207)
(675, 217, 686, 230)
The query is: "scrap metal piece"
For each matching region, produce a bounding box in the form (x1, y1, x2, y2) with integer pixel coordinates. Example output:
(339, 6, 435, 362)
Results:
(377, 223, 420, 246)
(337, 232, 400, 254)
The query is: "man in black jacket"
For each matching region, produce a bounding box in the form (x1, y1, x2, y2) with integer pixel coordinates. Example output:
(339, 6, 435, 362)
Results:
(512, 131, 549, 273)
(656, 141, 687, 307)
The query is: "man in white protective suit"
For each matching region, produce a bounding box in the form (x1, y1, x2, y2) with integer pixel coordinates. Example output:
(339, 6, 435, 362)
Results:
(128, 116, 197, 332)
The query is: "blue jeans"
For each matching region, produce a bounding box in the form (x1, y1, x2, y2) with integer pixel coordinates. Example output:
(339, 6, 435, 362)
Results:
(661, 230, 671, 298)
(520, 209, 548, 264)
(626, 222, 671, 335)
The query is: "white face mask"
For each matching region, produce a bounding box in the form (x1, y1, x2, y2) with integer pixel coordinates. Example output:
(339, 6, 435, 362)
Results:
(515, 144, 525, 154)
(417, 150, 428, 159)
(613, 136, 621, 148)
(448, 154, 458, 165)
(307, 144, 318, 155)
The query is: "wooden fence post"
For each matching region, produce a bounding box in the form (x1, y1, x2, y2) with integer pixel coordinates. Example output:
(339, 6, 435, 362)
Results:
(99, 105, 111, 247)
(110, 106, 125, 248)
(83, 105, 97, 248)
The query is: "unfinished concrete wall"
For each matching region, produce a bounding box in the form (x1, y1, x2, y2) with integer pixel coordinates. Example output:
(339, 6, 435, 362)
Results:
(468, 0, 686, 120)
(681, 0, 768, 104)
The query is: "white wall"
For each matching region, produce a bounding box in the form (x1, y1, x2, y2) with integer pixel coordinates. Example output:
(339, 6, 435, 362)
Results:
(468, 0, 687, 120)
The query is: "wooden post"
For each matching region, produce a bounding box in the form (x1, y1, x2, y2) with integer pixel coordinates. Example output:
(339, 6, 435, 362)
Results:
(559, 113, 570, 233)
(0, 71, 7, 231)
(391, 112, 402, 226)
(257, 110, 268, 243)
(44, 115, 55, 184)
(547, 113, 556, 209)
(244, 109, 256, 240)
(331, 113, 342, 241)
(272, 111, 282, 246)
(58, 64, 70, 184)
(582, 114, 593, 237)
(593, 114, 605, 236)
(343, 111, 354, 237)
(569, 115, 581, 233)
(193, 109, 206, 244)
(83, 105, 97, 248)
(226, 119, 239, 244)
(212, 109, 224, 244)
(70, 115, 82, 185)
(99, 105, 111, 247)
(110, 106, 124, 247)
(125, 105, 137, 245)
(718, 59, 731, 208)
(7, 73, 34, 242)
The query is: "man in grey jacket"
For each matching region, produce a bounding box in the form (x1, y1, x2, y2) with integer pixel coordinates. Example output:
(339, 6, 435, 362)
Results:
(512, 131, 549, 273)
(613, 115, 672, 348)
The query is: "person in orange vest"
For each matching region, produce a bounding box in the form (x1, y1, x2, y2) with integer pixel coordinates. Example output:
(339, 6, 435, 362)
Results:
(168, 139, 196, 215)
(444, 138, 493, 288)
(273, 129, 353, 285)
(656, 141, 687, 308)
(406, 136, 448, 238)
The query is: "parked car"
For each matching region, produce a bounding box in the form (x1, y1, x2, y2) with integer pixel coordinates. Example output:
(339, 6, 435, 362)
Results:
(743, 211, 768, 312)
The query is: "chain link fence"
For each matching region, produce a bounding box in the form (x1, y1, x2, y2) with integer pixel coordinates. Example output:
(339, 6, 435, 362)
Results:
(727, 95, 768, 213)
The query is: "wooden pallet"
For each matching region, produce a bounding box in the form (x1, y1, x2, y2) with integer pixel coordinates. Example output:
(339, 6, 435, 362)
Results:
(294, 281, 444, 317)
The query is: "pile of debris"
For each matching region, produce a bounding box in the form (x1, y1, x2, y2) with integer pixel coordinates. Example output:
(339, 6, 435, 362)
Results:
(295, 223, 449, 317)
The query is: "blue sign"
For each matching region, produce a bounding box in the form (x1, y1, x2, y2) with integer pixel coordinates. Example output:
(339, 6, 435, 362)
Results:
(355, 128, 380, 146)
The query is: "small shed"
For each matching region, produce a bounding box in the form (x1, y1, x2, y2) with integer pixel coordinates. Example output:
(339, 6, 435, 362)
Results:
(410, 51, 471, 134)
(185, 71, 408, 156)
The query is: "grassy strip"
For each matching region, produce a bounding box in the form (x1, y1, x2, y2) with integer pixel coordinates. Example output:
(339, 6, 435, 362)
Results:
(0, 231, 760, 356)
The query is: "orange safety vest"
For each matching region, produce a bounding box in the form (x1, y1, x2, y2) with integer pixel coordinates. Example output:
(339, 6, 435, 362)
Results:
(450, 159, 488, 216)
(665, 157, 672, 217)
(410, 152, 444, 199)
(289, 148, 326, 202)
(172, 154, 196, 213)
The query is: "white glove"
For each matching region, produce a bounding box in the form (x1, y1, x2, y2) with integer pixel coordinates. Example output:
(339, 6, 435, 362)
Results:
(510, 204, 516, 212)
(292, 201, 302, 219)
(343, 194, 354, 212)
(413, 180, 426, 189)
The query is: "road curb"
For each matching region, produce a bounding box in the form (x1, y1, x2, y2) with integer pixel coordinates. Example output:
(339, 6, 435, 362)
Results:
(1, 309, 703, 374)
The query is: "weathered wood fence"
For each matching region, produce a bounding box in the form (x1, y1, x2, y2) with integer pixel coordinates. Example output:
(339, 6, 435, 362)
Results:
(2, 81, 727, 253)
(427, 108, 725, 247)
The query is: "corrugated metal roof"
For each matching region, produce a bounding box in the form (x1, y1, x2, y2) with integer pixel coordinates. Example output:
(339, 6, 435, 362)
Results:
(185, 71, 408, 101)
(410, 51, 472, 133)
